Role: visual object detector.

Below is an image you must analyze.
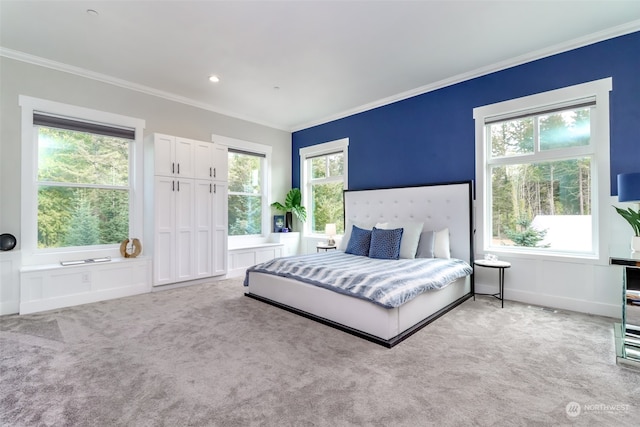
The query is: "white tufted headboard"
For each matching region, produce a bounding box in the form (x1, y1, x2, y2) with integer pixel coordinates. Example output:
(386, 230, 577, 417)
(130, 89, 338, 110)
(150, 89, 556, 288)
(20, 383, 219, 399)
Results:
(343, 181, 474, 263)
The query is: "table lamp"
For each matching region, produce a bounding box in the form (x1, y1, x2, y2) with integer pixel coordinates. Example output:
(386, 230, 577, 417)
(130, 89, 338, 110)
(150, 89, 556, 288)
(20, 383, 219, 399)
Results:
(325, 223, 337, 246)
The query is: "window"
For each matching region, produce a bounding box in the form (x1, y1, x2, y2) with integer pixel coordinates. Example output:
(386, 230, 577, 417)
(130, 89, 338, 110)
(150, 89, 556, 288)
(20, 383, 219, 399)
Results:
(228, 149, 265, 236)
(35, 115, 132, 248)
(300, 138, 349, 235)
(474, 78, 612, 258)
(20, 96, 145, 264)
(214, 133, 272, 241)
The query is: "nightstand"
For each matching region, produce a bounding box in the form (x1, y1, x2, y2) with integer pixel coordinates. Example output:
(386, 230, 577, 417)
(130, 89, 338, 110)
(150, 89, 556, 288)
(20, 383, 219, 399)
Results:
(610, 251, 640, 369)
(316, 244, 337, 252)
(474, 259, 511, 308)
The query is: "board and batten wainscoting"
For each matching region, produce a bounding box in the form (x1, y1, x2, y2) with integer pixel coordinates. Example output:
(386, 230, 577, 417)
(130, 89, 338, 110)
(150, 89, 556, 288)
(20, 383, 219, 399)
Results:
(227, 232, 301, 278)
(0, 250, 21, 315)
(19, 257, 151, 315)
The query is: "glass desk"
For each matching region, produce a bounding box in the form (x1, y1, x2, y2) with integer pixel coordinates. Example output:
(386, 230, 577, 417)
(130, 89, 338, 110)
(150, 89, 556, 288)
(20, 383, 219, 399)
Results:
(609, 250, 640, 368)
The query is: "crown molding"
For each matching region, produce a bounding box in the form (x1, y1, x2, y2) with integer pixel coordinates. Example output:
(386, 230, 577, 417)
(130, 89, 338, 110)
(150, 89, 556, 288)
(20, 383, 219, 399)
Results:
(3, 18, 639, 134)
(291, 20, 640, 132)
(0, 47, 288, 132)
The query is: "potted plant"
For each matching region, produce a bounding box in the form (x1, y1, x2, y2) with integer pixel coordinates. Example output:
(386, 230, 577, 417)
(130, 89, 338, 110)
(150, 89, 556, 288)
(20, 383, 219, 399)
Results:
(271, 188, 307, 232)
(614, 205, 640, 252)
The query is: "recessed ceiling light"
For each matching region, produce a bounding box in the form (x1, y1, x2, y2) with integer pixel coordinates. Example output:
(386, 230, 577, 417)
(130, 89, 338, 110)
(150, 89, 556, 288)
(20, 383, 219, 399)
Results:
(86, 9, 99, 16)
(209, 75, 220, 83)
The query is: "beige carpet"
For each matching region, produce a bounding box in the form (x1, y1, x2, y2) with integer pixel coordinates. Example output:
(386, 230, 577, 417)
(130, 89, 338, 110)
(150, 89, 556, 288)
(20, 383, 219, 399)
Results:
(1, 277, 638, 426)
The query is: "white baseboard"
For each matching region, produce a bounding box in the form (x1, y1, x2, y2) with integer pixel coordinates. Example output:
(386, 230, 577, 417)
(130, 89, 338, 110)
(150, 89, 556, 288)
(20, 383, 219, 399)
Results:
(151, 275, 226, 291)
(475, 283, 619, 319)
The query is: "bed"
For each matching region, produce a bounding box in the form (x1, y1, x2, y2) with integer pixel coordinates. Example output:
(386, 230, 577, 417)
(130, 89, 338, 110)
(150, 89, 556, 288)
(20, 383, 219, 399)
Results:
(244, 181, 475, 347)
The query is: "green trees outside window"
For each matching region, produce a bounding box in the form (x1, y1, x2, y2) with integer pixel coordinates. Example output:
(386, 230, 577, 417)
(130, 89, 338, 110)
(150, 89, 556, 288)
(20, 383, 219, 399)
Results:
(489, 107, 591, 250)
(308, 152, 345, 234)
(228, 151, 263, 236)
(36, 127, 130, 248)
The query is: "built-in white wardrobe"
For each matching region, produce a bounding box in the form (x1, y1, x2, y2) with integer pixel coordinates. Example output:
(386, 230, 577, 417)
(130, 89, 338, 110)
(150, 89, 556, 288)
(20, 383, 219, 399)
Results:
(144, 133, 228, 286)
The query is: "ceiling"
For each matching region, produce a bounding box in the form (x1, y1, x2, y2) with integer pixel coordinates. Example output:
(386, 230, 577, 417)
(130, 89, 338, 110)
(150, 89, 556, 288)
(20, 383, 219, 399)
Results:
(2, 1, 640, 132)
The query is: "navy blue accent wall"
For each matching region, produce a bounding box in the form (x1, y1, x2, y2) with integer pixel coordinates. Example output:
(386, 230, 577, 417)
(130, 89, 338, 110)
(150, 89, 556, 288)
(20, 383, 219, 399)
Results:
(292, 31, 640, 195)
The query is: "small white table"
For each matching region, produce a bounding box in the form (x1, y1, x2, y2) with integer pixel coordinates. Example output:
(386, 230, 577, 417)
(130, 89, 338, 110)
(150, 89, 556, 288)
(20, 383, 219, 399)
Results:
(316, 244, 337, 252)
(474, 259, 511, 308)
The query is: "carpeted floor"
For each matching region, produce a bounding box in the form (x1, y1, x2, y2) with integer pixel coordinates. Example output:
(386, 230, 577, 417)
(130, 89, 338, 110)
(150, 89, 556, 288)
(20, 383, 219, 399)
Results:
(1, 277, 639, 426)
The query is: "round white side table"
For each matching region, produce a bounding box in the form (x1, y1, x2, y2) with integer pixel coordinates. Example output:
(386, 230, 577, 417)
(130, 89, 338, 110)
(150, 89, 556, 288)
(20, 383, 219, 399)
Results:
(474, 259, 511, 308)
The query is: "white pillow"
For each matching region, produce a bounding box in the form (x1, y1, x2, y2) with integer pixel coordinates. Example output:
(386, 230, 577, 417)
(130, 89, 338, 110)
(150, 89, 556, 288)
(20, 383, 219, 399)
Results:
(339, 222, 373, 251)
(375, 221, 423, 259)
(434, 228, 451, 259)
(416, 230, 435, 258)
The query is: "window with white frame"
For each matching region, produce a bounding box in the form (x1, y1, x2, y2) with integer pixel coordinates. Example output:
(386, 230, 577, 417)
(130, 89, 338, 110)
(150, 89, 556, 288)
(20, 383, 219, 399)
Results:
(300, 138, 349, 235)
(20, 96, 145, 263)
(228, 149, 265, 236)
(474, 78, 612, 258)
(216, 134, 271, 240)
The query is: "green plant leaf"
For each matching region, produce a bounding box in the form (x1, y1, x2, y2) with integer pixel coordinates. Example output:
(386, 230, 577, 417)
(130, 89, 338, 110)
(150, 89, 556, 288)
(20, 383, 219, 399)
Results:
(271, 188, 306, 222)
(271, 202, 286, 212)
(291, 205, 307, 223)
(284, 188, 302, 210)
(614, 206, 640, 236)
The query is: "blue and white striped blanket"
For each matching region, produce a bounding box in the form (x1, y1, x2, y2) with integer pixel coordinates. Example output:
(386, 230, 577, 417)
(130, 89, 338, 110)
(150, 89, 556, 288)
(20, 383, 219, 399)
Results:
(244, 251, 472, 309)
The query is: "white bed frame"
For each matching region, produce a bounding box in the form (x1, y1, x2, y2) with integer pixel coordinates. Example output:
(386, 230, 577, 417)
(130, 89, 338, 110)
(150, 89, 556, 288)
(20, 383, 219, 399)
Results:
(245, 181, 474, 347)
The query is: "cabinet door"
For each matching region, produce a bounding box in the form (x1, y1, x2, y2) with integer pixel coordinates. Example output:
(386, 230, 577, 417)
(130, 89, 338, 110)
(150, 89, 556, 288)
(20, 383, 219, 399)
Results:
(212, 181, 228, 276)
(212, 144, 228, 181)
(153, 134, 175, 177)
(175, 137, 195, 178)
(194, 180, 213, 279)
(194, 141, 214, 180)
(175, 179, 195, 282)
(154, 176, 176, 285)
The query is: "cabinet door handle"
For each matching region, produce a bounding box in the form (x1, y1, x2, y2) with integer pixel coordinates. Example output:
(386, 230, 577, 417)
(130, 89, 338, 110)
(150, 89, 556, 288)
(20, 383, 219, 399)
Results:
(214, 167, 216, 178)
(210, 183, 212, 193)
(177, 181, 180, 192)
(177, 163, 180, 174)
(210, 167, 212, 177)
(172, 180, 175, 191)
(214, 183, 216, 194)
(172, 162, 175, 174)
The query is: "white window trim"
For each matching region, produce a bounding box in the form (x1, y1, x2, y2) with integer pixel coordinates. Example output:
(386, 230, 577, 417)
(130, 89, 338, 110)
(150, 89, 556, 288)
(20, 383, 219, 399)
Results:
(473, 78, 612, 263)
(19, 95, 145, 266)
(212, 133, 272, 245)
(299, 138, 349, 237)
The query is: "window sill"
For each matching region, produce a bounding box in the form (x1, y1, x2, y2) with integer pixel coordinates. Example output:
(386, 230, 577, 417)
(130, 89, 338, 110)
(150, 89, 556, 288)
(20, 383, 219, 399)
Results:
(482, 247, 604, 265)
(228, 242, 283, 252)
(20, 255, 150, 273)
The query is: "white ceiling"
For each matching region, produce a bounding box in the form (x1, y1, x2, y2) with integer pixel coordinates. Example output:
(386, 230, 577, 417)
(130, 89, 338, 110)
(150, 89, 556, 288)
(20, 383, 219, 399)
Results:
(2, 1, 640, 132)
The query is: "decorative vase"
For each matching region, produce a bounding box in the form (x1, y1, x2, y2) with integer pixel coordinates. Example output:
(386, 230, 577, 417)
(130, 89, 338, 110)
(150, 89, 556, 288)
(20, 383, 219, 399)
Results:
(632, 236, 640, 253)
(285, 212, 293, 232)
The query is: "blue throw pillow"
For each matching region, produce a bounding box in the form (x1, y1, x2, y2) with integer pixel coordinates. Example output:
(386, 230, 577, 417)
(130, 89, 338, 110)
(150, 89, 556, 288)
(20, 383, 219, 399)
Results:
(369, 227, 403, 260)
(345, 225, 372, 257)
